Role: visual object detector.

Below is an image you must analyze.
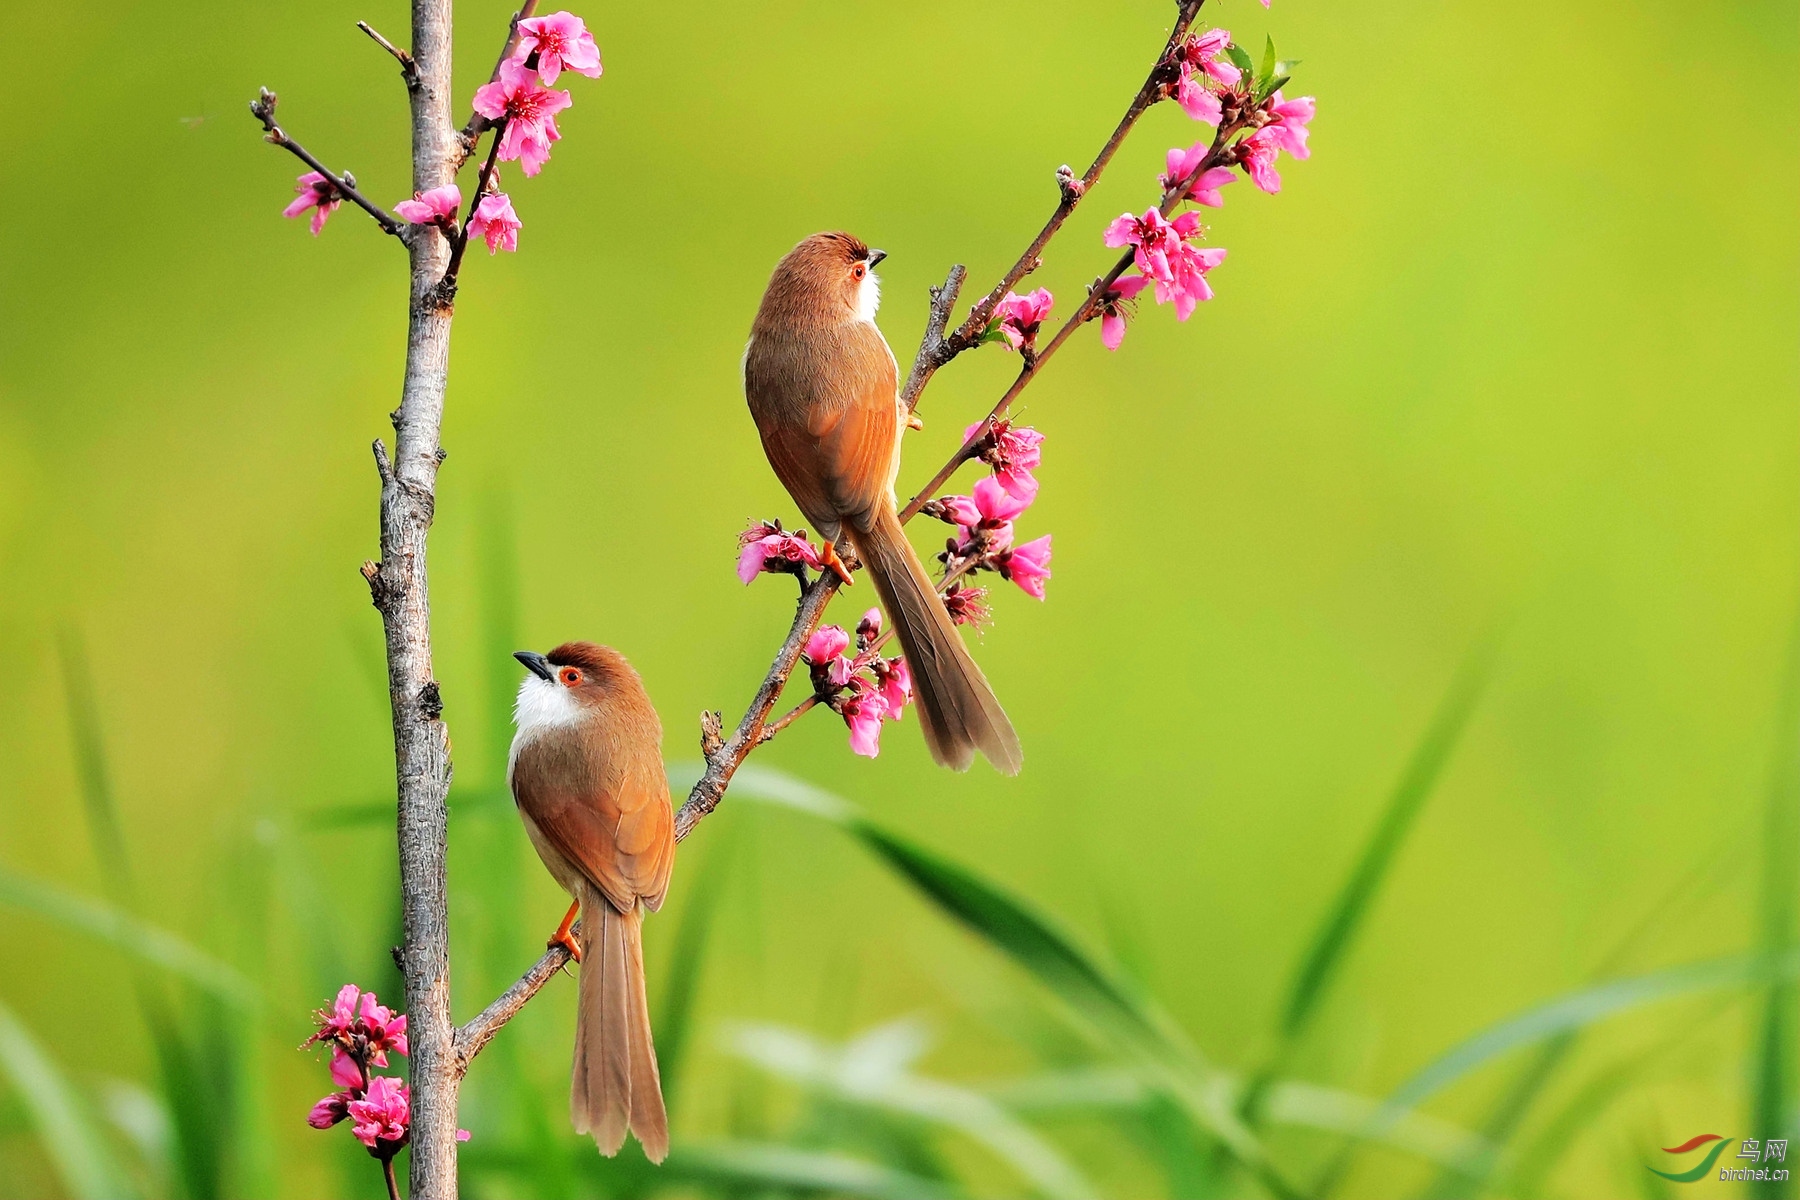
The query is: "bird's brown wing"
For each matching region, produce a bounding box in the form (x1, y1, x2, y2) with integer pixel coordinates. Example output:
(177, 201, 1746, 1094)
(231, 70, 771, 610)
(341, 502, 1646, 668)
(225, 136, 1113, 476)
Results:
(751, 321, 899, 529)
(512, 738, 675, 912)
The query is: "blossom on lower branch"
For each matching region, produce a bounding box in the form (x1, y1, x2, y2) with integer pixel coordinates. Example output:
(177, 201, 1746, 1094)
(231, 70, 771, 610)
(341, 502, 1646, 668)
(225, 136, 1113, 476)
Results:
(963, 418, 1043, 501)
(928, 476, 1054, 601)
(803, 614, 913, 757)
(394, 184, 461, 230)
(1097, 275, 1150, 350)
(283, 171, 341, 235)
(1103, 208, 1225, 321)
(304, 984, 466, 1158)
(468, 192, 522, 253)
(984, 288, 1054, 354)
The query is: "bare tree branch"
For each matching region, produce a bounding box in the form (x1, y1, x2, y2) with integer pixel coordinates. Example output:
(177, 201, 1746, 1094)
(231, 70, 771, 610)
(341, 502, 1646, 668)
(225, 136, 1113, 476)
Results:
(357, 20, 420, 91)
(361, 0, 462, 1192)
(248, 89, 406, 237)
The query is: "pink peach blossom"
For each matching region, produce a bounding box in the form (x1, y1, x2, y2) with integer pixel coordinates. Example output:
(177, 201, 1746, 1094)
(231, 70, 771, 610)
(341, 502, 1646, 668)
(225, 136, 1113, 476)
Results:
(472, 60, 572, 176)
(330, 1046, 364, 1091)
(1104, 208, 1183, 283)
(1175, 78, 1222, 125)
(876, 658, 911, 721)
(309, 984, 361, 1045)
(308, 1091, 351, 1130)
(467, 192, 521, 253)
(512, 11, 602, 85)
(965, 419, 1044, 501)
(804, 625, 851, 664)
(992, 288, 1054, 351)
(1240, 127, 1283, 193)
(1001, 535, 1053, 599)
(282, 171, 340, 236)
(737, 524, 824, 582)
(1160, 144, 1237, 208)
(393, 184, 461, 227)
(841, 684, 888, 757)
(347, 1075, 409, 1150)
(804, 625, 854, 688)
(856, 608, 882, 642)
(358, 992, 408, 1064)
(1266, 91, 1315, 159)
(943, 584, 991, 629)
(1182, 28, 1240, 86)
(1098, 274, 1150, 350)
(940, 476, 1032, 557)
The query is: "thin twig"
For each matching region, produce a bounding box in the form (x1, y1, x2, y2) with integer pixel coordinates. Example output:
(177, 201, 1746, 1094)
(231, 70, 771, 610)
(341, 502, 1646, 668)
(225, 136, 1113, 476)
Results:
(357, 20, 420, 90)
(901, 107, 1254, 521)
(381, 1158, 401, 1200)
(454, 0, 542, 165)
(899, 265, 966, 416)
(439, 120, 508, 294)
(248, 89, 406, 236)
(934, 0, 1206, 371)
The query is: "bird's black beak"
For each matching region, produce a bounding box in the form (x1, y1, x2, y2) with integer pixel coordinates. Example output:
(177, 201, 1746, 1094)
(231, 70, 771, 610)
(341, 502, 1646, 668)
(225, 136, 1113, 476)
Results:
(867, 249, 887, 268)
(513, 650, 555, 682)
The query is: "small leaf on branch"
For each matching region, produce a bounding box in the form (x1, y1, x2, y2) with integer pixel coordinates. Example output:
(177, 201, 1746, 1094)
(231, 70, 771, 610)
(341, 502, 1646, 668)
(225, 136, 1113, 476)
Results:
(1226, 43, 1256, 75)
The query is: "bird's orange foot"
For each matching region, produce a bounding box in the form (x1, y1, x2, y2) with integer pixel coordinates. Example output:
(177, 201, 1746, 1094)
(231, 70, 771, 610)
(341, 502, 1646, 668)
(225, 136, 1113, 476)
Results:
(819, 539, 855, 586)
(547, 899, 582, 963)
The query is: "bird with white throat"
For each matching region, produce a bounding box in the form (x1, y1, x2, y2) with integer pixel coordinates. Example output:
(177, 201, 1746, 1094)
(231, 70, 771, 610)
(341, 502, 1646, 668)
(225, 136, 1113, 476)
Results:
(743, 231, 1022, 773)
(508, 641, 674, 1162)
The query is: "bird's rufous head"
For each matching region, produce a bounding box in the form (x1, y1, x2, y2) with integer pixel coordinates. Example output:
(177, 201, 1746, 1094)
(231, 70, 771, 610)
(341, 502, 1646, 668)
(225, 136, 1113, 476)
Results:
(512, 641, 651, 735)
(755, 231, 886, 329)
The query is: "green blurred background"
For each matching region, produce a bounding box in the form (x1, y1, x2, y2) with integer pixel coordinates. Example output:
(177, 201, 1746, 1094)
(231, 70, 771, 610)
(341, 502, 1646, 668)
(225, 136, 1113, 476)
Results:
(1, 0, 1796, 1196)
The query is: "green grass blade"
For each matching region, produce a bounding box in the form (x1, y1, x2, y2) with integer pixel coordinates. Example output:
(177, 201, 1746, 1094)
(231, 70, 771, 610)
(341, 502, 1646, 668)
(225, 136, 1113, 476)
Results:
(58, 632, 136, 898)
(1279, 646, 1494, 1041)
(0, 998, 135, 1200)
(854, 822, 1169, 1058)
(721, 765, 1295, 1196)
(58, 637, 234, 1199)
(1362, 950, 1800, 1144)
(0, 867, 257, 1008)
(670, 1139, 963, 1200)
(727, 1019, 1097, 1200)
(718, 765, 1175, 1062)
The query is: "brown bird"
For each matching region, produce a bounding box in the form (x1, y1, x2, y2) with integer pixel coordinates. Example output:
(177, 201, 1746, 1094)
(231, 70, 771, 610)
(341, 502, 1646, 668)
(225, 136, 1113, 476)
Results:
(508, 642, 674, 1161)
(744, 231, 1022, 774)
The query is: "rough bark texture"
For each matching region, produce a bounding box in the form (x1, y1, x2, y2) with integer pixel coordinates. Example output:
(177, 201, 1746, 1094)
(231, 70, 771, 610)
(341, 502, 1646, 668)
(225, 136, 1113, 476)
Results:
(372, 0, 461, 1195)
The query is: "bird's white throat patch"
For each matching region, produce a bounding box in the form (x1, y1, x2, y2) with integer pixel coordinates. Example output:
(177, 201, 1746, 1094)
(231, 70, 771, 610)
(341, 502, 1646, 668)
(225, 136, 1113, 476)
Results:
(512, 675, 583, 741)
(856, 270, 882, 324)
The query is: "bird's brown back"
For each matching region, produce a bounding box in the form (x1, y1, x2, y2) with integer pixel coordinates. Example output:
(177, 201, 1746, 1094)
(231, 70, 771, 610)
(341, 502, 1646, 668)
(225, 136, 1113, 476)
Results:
(745, 233, 900, 534)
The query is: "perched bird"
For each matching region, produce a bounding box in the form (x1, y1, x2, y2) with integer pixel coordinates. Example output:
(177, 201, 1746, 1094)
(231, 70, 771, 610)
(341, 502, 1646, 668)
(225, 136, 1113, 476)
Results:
(508, 642, 675, 1161)
(744, 231, 1022, 774)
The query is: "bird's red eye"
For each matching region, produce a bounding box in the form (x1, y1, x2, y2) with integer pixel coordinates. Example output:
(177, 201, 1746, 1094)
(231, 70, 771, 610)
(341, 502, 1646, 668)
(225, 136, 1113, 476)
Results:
(559, 667, 582, 686)
(851, 262, 866, 280)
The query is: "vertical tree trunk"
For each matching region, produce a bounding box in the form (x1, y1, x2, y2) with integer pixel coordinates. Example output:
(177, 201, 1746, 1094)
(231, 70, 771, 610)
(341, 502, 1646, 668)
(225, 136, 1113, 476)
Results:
(373, 0, 459, 1195)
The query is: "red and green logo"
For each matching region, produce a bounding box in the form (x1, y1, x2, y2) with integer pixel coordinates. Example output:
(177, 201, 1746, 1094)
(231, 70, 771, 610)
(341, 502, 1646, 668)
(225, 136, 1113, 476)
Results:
(1650, 1134, 1735, 1182)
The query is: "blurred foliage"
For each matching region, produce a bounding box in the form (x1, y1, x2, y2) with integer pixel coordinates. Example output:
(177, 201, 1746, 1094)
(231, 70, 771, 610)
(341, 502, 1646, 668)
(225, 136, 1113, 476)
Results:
(0, 0, 1795, 1196)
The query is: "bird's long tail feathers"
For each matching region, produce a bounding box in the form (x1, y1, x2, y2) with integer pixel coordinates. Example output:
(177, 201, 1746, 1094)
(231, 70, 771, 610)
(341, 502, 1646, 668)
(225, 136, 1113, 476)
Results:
(848, 504, 1022, 774)
(572, 886, 668, 1162)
